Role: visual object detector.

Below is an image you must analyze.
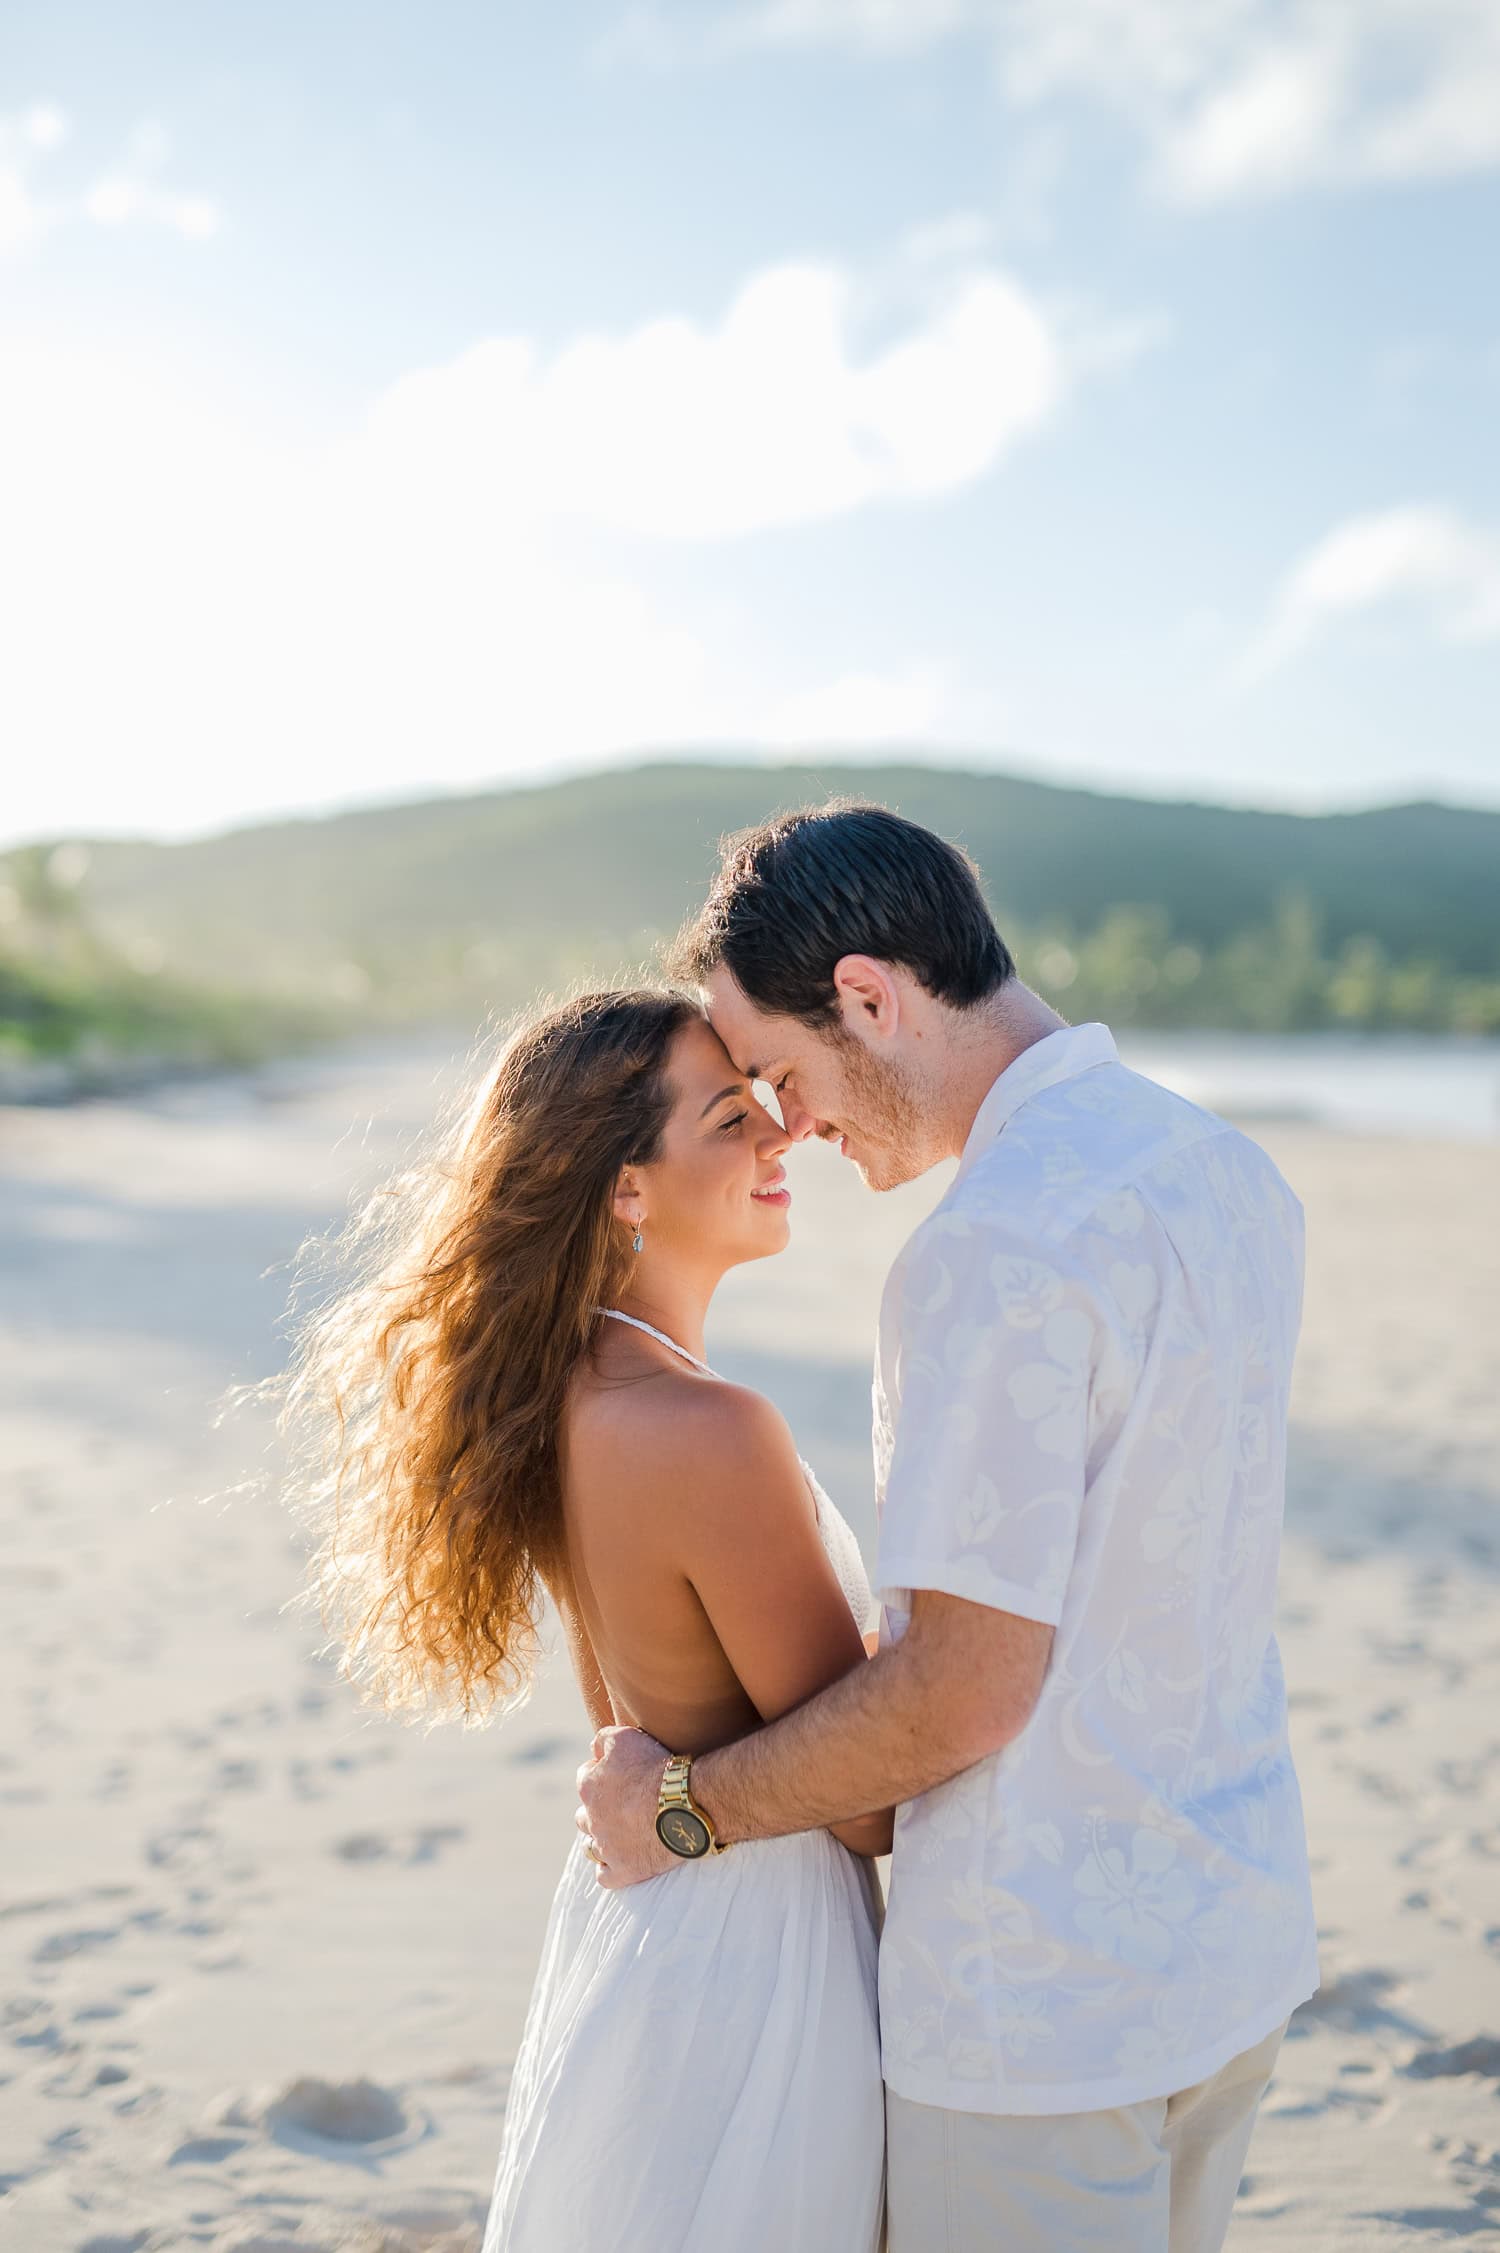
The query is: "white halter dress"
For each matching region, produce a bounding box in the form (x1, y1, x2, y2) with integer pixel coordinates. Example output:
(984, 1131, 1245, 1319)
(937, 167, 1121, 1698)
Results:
(481, 1314, 886, 2253)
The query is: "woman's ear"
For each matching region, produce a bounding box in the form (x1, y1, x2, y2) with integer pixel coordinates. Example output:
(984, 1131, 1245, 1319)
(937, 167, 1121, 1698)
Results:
(612, 1172, 645, 1232)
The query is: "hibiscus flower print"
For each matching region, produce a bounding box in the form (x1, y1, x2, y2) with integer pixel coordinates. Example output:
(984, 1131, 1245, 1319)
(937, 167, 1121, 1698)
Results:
(1007, 1308, 1092, 1456)
(989, 1252, 1065, 1330)
(991, 1988, 1056, 2058)
(1073, 1821, 1198, 1972)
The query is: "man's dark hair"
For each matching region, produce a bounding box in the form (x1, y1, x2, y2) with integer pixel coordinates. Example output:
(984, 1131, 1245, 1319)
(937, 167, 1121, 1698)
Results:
(667, 800, 1015, 1028)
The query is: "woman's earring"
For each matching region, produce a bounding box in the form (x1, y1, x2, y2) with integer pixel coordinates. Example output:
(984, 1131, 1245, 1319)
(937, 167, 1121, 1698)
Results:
(632, 1225, 644, 1255)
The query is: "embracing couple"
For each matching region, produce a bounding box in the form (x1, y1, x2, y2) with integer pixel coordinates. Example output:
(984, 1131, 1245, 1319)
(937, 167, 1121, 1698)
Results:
(289, 801, 1318, 2251)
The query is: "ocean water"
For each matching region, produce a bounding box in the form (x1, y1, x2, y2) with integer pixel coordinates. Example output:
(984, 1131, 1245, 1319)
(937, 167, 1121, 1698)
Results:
(1118, 1032, 1500, 1142)
(220, 1028, 1500, 1146)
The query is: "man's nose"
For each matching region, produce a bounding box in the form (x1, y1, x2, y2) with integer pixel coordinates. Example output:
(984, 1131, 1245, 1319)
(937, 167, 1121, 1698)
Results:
(779, 1095, 821, 1143)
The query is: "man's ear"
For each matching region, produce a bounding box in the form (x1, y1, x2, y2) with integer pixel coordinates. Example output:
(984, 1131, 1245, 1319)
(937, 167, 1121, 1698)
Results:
(832, 954, 900, 1037)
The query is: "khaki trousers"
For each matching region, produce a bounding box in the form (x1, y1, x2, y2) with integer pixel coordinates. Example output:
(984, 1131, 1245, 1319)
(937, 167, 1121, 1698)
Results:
(885, 2020, 1287, 2253)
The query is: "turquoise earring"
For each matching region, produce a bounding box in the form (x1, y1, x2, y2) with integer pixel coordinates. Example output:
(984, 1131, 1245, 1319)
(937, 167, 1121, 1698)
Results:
(632, 1225, 644, 1254)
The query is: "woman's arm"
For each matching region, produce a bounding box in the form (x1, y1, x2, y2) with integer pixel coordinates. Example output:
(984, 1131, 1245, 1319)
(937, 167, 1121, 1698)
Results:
(627, 1381, 897, 1857)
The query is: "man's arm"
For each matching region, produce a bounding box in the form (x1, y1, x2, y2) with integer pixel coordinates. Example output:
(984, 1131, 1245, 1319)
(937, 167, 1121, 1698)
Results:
(577, 1589, 1053, 1887)
(698, 1589, 1051, 1838)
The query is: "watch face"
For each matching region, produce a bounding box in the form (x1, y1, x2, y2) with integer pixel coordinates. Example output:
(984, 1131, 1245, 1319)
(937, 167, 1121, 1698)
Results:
(656, 1807, 712, 1859)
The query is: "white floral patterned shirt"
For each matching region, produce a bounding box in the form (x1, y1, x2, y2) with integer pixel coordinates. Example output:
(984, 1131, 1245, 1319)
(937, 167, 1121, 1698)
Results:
(874, 1022, 1319, 2115)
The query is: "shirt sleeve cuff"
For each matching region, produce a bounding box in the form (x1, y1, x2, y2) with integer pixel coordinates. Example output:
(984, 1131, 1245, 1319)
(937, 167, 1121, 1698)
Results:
(875, 1555, 1064, 1628)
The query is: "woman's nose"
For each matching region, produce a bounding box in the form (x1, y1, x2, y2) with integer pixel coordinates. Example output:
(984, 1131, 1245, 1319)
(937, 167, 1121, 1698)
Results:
(754, 1109, 792, 1154)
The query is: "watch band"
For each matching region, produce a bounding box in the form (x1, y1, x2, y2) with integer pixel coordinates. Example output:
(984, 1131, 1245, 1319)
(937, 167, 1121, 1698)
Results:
(656, 1753, 728, 1857)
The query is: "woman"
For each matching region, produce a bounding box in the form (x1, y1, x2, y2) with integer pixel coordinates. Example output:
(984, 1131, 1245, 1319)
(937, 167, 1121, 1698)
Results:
(280, 989, 890, 2251)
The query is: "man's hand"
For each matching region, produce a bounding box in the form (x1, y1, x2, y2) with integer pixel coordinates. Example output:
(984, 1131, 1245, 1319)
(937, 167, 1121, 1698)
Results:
(575, 1724, 679, 1890)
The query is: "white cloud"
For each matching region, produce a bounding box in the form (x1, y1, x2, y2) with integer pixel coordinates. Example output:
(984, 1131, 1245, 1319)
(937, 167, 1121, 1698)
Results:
(1248, 504, 1500, 673)
(0, 239, 1099, 840)
(25, 104, 69, 152)
(1153, 40, 1343, 201)
(0, 105, 68, 252)
(82, 115, 221, 241)
(357, 254, 1064, 543)
(703, 0, 1500, 201)
(0, 105, 219, 255)
(83, 178, 219, 239)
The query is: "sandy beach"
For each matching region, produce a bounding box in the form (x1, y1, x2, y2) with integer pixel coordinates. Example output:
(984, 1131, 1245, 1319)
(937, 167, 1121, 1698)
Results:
(3, 1039, 1498, 2252)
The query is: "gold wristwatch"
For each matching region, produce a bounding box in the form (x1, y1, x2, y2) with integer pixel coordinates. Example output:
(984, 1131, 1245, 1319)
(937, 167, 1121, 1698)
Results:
(655, 1753, 727, 1860)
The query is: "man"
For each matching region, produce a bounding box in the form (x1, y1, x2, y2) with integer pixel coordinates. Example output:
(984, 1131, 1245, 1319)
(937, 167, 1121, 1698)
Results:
(578, 801, 1318, 2251)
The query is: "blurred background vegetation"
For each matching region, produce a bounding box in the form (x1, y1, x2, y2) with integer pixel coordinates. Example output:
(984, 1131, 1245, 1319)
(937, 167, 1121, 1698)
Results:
(4, 760, 1497, 1093)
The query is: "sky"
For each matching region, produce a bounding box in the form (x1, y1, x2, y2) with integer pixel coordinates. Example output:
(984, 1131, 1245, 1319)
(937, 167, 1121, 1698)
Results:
(2, 0, 1498, 845)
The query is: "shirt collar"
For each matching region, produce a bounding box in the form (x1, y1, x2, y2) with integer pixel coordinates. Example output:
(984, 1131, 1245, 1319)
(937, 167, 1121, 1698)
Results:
(954, 1021, 1120, 1184)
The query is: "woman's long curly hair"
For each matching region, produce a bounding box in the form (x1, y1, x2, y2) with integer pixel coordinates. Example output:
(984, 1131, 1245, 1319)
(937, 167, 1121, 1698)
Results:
(278, 987, 700, 1727)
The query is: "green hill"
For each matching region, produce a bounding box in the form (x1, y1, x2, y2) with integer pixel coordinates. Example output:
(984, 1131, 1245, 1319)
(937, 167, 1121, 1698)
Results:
(5, 761, 1499, 1049)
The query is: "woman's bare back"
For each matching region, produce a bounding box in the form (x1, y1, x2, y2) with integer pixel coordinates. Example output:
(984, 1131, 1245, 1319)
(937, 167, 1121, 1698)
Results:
(557, 1357, 768, 1755)
(553, 1320, 876, 1770)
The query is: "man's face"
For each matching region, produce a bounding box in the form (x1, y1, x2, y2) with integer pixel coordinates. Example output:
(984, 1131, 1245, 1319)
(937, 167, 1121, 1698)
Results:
(703, 966, 929, 1193)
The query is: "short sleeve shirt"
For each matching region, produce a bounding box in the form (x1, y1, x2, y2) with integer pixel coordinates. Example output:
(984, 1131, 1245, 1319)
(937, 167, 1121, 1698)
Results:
(874, 1023, 1319, 2115)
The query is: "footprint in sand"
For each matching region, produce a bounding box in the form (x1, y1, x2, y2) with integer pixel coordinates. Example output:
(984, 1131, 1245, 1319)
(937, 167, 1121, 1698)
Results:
(1431, 2137, 1500, 2217)
(144, 1822, 221, 1873)
(1397, 1883, 1467, 1933)
(110, 2082, 164, 2118)
(257, 2073, 430, 2157)
(1352, 1766, 1416, 1805)
(1292, 1967, 1430, 2041)
(1233, 2173, 1294, 2220)
(216, 1696, 285, 1731)
(287, 1756, 325, 1802)
(1403, 2035, 1500, 2083)
(328, 1746, 395, 1776)
(6, 1998, 68, 2053)
(0, 1894, 69, 1923)
(1364, 2204, 1500, 2238)
(213, 1757, 261, 1792)
(40, 2054, 133, 2100)
(1397, 1831, 1471, 1872)
(32, 1925, 121, 1965)
(168, 2131, 254, 2165)
(1255, 2080, 1391, 2126)
(1435, 1747, 1500, 1796)
(332, 1825, 465, 1866)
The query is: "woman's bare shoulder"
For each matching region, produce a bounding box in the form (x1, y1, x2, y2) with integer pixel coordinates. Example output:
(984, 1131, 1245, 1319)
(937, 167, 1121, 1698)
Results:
(567, 1370, 805, 1522)
(571, 1366, 787, 1458)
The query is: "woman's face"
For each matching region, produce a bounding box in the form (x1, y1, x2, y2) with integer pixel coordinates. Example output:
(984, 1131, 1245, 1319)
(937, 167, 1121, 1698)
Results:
(631, 1017, 793, 1269)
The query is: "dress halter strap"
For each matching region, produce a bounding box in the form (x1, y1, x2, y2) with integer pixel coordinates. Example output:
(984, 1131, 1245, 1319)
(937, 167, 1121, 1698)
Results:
(595, 1307, 721, 1378)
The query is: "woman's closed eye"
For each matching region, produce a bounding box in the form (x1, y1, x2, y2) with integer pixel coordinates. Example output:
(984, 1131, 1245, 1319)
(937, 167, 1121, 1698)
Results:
(718, 1110, 749, 1133)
